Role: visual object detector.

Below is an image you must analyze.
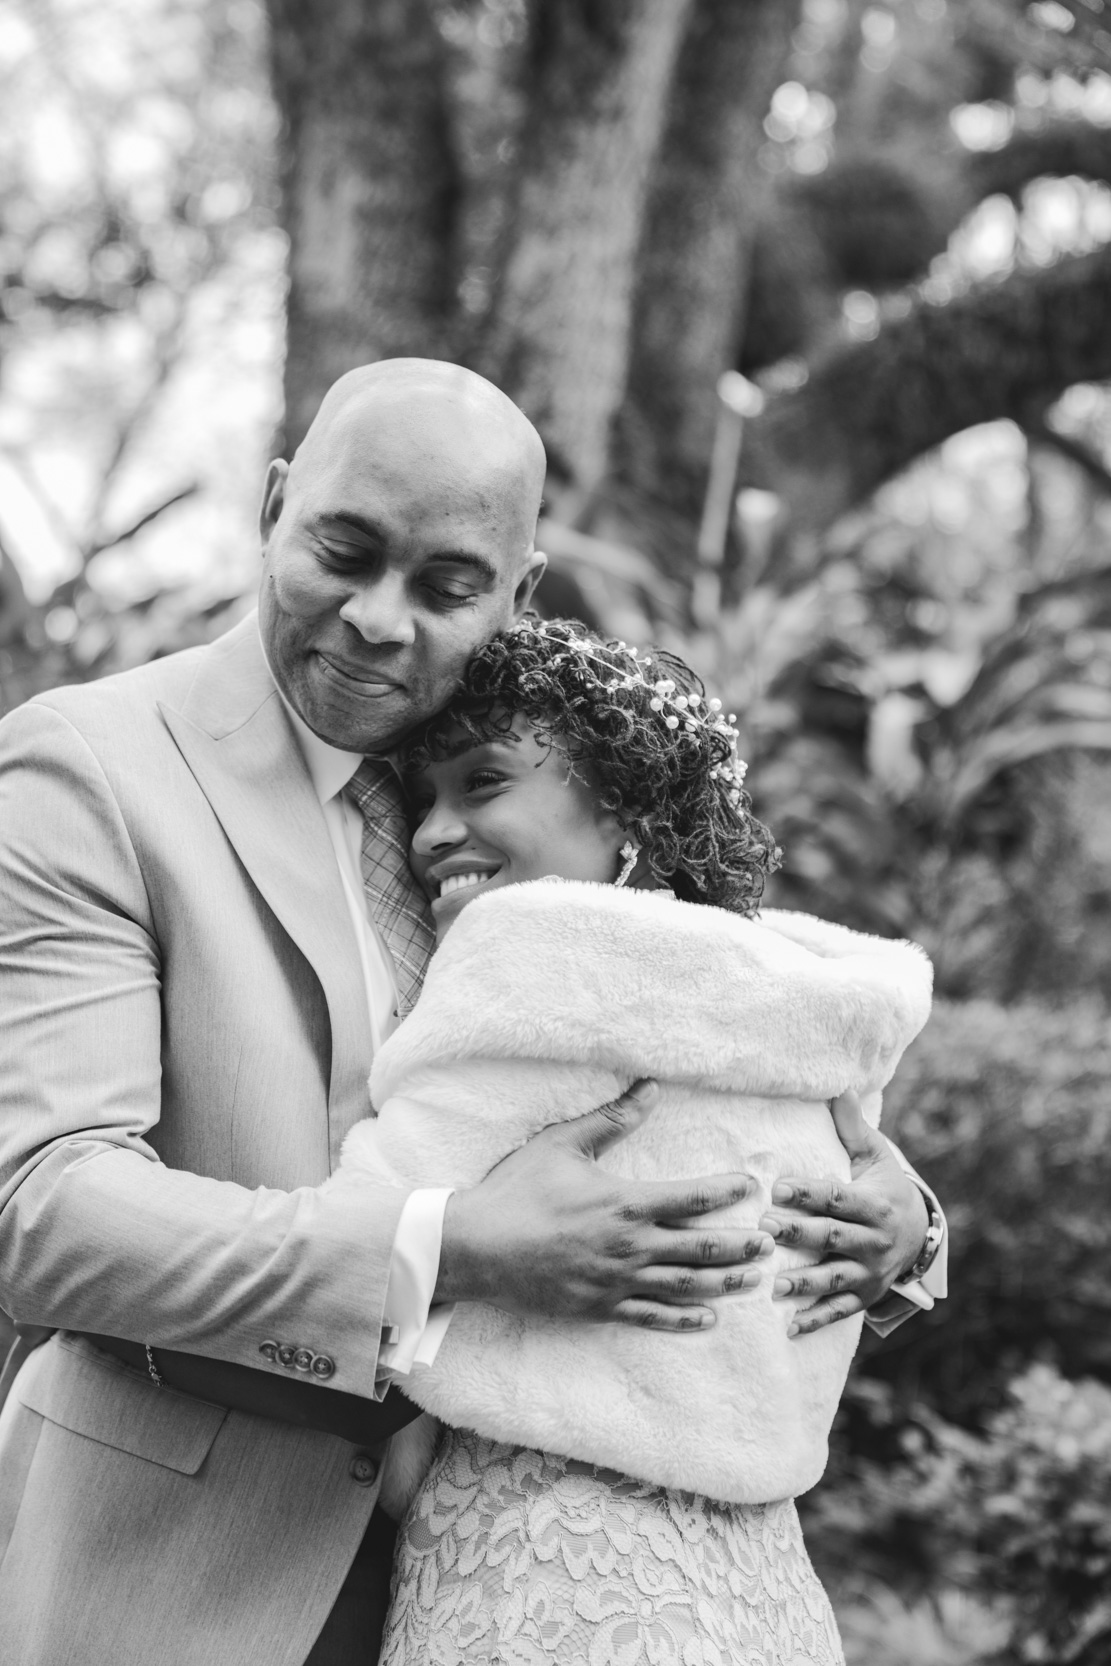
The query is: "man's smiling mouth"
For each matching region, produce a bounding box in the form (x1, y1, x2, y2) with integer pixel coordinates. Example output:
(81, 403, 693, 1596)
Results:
(316, 651, 404, 693)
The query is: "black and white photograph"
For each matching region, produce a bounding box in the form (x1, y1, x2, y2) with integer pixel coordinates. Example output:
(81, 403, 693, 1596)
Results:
(0, 1, 1108, 1661)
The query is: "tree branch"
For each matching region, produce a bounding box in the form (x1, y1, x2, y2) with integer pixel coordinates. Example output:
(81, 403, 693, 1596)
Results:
(745, 242, 1111, 528)
(968, 118, 1111, 205)
(82, 484, 200, 561)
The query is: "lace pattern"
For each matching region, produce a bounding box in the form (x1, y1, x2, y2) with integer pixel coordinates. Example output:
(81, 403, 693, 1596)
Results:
(380, 1428, 844, 1666)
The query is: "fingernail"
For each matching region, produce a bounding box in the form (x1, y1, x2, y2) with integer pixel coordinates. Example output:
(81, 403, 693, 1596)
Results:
(727, 1269, 761, 1291)
(773, 1276, 791, 1296)
(758, 1216, 782, 1238)
(787, 1322, 800, 1338)
(630, 1079, 659, 1107)
(771, 1183, 794, 1204)
(757, 1235, 775, 1258)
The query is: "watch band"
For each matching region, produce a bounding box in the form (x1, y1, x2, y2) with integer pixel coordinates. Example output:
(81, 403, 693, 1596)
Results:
(903, 1175, 944, 1284)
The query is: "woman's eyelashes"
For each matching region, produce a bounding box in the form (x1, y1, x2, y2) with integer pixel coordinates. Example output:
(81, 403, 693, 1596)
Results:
(406, 768, 508, 826)
(464, 768, 508, 794)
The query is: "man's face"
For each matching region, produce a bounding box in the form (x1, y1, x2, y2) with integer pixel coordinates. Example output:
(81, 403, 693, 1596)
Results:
(258, 396, 545, 753)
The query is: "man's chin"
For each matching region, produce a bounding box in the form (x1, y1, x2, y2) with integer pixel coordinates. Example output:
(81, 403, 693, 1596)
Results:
(297, 675, 418, 755)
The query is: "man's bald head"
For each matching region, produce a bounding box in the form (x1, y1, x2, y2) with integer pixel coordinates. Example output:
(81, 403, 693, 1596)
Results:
(290, 359, 547, 554)
(258, 359, 549, 753)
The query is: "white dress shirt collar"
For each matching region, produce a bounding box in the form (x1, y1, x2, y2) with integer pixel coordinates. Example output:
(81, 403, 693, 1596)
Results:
(257, 626, 364, 805)
(281, 696, 364, 807)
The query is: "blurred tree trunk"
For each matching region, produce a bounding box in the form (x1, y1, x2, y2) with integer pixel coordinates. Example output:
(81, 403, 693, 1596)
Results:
(607, 0, 800, 539)
(746, 243, 1111, 526)
(476, 0, 694, 490)
(267, 0, 459, 453)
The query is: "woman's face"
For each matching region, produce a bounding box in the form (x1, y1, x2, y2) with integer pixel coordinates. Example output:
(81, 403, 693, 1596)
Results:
(407, 715, 627, 938)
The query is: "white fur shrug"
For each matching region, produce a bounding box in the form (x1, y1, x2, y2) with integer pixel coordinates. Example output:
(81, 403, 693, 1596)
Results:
(341, 881, 932, 1504)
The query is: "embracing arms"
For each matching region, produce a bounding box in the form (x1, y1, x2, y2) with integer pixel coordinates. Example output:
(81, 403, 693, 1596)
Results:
(434, 1083, 944, 1333)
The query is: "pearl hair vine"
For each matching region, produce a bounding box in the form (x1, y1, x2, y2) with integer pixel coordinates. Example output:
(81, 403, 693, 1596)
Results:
(510, 618, 750, 811)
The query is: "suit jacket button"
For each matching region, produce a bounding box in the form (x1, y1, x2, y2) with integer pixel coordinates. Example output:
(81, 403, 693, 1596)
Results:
(259, 1340, 279, 1363)
(310, 1354, 335, 1380)
(349, 1453, 378, 1486)
(293, 1347, 314, 1372)
(277, 1344, 297, 1368)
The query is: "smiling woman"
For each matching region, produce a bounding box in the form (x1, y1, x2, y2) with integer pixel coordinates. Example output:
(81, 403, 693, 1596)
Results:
(333, 617, 933, 1666)
(406, 718, 629, 936)
(400, 614, 780, 931)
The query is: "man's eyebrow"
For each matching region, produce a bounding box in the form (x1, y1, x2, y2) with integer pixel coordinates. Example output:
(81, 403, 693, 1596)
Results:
(428, 551, 499, 583)
(321, 512, 498, 582)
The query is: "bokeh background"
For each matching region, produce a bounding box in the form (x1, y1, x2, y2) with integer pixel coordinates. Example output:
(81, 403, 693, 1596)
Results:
(2, 0, 1111, 1659)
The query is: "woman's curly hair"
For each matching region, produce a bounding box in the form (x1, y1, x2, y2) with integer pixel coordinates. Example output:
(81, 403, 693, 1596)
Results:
(402, 617, 781, 915)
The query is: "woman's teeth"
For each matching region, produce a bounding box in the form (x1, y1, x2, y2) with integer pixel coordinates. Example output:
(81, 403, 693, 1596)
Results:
(439, 872, 493, 898)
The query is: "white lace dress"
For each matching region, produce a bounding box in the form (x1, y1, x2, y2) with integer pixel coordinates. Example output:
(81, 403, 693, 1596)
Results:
(379, 1427, 844, 1666)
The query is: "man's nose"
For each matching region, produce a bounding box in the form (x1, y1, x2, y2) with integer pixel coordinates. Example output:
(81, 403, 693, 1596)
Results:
(339, 574, 416, 646)
(411, 801, 468, 857)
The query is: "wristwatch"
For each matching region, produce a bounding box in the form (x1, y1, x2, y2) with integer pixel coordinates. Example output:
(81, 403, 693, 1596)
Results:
(901, 1175, 944, 1284)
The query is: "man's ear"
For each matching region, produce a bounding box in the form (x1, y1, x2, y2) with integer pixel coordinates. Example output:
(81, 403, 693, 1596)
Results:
(512, 548, 548, 617)
(259, 459, 289, 550)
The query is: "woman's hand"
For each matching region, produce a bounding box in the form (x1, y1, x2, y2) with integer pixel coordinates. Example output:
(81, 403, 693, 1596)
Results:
(757, 1090, 931, 1336)
(436, 1079, 774, 1331)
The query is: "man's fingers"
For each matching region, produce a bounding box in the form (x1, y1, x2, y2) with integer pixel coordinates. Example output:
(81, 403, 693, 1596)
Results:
(612, 1299, 716, 1332)
(624, 1171, 755, 1224)
(787, 1291, 867, 1337)
(635, 1262, 765, 1302)
(757, 1206, 878, 1258)
(645, 1227, 773, 1268)
(766, 1174, 885, 1227)
(564, 1078, 659, 1157)
(828, 1090, 877, 1162)
(772, 1260, 869, 1303)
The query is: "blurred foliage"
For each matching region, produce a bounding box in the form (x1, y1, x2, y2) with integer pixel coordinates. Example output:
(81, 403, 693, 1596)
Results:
(809, 1364, 1111, 1666)
(864, 997, 1111, 1419)
(800, 995, 1111, 1662)
(741, 0, 1111, 375)
(547, 418, 1111, 1000)
(0, 0, 280, 706)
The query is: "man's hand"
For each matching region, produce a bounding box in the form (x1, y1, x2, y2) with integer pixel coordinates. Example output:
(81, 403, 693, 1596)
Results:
(759, 1090, 930, 1337)
(436, 1080, 773, 1331)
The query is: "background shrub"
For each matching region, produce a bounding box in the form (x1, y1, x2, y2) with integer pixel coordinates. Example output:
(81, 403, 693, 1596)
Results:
(860, 997, 1111, 1426)
(803, 997, 1111, 1662)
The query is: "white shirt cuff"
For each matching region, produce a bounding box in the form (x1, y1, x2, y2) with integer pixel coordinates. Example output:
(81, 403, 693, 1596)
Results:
(864, 1143, 949, 1336)
(377, 1187, 456, 1378)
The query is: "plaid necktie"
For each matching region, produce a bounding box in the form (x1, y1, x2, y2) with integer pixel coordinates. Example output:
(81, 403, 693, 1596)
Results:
(344, 760, 436, 1019)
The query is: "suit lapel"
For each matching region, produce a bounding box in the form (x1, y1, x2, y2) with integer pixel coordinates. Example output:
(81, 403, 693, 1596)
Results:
(160, 616, 372, 1160)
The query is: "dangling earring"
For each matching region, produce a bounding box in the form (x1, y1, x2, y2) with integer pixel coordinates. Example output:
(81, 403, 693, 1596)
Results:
(614, 841, 640, 888)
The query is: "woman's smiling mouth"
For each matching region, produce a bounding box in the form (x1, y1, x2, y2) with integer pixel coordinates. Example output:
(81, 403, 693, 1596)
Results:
(440, 871, 494, 897)
(429, 865, 504, 914)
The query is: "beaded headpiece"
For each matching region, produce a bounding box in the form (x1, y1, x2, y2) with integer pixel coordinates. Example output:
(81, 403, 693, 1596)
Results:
(510, 617, 749, 811)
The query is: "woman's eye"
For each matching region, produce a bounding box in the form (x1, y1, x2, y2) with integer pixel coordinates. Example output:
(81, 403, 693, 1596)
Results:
(465, 769, 505, 793)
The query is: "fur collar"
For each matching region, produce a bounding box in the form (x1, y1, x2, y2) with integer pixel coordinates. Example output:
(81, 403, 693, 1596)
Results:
(371, 880, 932, 1113)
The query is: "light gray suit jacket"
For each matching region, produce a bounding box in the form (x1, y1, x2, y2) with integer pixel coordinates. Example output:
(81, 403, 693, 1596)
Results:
(0, 615, 408, 1665)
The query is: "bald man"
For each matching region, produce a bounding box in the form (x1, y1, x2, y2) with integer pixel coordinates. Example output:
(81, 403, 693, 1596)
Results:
(0, 361, 945, 1666)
